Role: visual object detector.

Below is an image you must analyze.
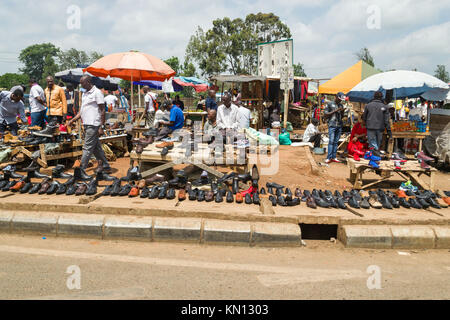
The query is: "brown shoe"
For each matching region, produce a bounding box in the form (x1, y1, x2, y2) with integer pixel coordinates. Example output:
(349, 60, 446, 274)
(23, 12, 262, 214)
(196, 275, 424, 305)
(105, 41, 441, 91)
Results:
(205, 191, 214, 202)
(128, 186, 139, 197)
(306, 196, 317, 209)
(10, 180, 25, 191)
(75, 183, 87, 196)
(178, 189, 186, 201)
(137, 179, 146, 189)
(156, 141, 174, 149)
(135, 144, 144, 154)
(396, 189, 407, 198)
(73, 159, 81, 168)
(38, 181, 51, 194)
(235, 192, 243, 203)
(368, 194, 383, 209)
(145, 174, 165, 185)
(436, 198, 448, 208)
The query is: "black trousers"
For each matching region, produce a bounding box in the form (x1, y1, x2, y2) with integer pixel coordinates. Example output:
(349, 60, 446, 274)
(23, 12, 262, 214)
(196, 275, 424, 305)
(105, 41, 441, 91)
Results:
(309, 134, 321, 148)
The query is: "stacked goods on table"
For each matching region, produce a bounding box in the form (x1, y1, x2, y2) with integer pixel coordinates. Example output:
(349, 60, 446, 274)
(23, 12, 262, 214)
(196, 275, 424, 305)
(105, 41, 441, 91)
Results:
(1, 163, 449, 209)
(392, 119, 427, 133)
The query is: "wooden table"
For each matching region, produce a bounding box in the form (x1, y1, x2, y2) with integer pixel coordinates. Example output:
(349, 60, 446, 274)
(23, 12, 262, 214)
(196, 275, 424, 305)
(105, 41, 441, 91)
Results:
(130, 141, 250, 186)
(386, 131, 430, 158)
(347, 157, 436, 191)
(183, 111, 208, 128)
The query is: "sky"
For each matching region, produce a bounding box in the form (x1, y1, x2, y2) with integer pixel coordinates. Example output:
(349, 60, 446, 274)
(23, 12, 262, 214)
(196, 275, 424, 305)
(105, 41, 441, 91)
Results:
(0, 0, 449, 80)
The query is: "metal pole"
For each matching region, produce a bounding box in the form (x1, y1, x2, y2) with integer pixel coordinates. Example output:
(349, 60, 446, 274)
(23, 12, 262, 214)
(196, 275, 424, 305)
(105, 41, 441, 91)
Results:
(131, 73, 134, 123)
(283, 88, 289, 129)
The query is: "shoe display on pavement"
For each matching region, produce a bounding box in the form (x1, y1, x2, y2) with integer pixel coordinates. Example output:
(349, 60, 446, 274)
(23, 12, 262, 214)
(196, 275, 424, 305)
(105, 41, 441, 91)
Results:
(74, 168, 93, 181)
(86, 179, 98, 196)
(29, 182, 42, 194)
(265, 182, 284, 190)
(348, 196, 360, 209)
(149, 186, 160, 199)
(215, 192, 223, 203)
(408, 198, 422, 209)
(19, 182, 33, 194)
(178, 189, 186, 201)
(235, 192, 243, 203)
(226, 190, 234, 203)
(252, 193, 260, 205)
(306, 196, 317, 209)
(166, 188, 176, 200)
(157, 185, 167, 199)
(66, 183, 79, 196)
(75, 183, 87, 196)
(269, 195, 277, 206)
(368, 194, 383, 209)
(205, 191, 214, 202)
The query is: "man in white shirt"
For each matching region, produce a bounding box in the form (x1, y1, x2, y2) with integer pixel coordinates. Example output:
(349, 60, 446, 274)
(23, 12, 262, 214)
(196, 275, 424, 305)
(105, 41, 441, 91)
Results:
(236, 103, 252, 129)
(68, 75, 111, 174)
(104, 91, 118, 112)
(216, 92, 239, 130)
(303, 118, 321, 148)
(143, 86, 157, 127)
(417, 98, 428, 120)
(28, 78, 46, 128)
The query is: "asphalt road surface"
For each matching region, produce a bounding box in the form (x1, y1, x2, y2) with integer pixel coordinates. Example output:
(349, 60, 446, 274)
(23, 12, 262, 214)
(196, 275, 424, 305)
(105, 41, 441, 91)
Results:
(0, 234, 449, 300)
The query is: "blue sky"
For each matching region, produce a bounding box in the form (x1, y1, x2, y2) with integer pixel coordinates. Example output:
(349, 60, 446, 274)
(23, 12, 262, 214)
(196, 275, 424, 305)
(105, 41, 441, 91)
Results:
(0, 0, 449, 80)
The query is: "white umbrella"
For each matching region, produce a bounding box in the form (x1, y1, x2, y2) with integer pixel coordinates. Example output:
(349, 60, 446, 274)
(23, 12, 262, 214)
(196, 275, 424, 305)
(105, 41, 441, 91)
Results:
(347, 70, 449, 102)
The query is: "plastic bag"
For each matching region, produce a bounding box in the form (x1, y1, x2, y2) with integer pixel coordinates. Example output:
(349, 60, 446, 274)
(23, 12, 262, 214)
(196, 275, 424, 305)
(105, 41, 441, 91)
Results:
(279, 132, 292, 145)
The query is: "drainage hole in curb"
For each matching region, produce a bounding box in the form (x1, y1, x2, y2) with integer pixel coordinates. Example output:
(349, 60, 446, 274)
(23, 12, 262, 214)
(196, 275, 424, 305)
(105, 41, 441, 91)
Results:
(299, 224, 338, 240)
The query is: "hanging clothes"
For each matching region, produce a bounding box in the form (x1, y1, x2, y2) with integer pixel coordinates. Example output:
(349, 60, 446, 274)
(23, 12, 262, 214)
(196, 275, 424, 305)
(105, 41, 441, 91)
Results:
(293, 80, 301, 102)
(268, 80, 280, 102)
(300, 81, 309, 100)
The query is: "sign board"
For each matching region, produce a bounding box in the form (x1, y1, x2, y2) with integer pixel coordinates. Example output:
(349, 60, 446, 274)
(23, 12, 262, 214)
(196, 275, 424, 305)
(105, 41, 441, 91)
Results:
(257, 39, 293, 77)
(280, 66, 294, 90)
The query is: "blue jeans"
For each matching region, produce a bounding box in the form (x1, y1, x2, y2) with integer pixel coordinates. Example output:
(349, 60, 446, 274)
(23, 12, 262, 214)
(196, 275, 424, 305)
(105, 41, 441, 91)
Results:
(30, 110, 46, 127)
(367, 129, 383, 151)
(327, 126, 342, 160)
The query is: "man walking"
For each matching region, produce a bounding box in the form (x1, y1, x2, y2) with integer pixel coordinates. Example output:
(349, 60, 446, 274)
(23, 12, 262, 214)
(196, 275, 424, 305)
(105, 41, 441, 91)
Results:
(324, 92, 346, 164)
(142, 86, 157, 127)
(362, 91, 391, 152)
(67, 75, 111, 174)
(0, 86, 27, 136)
(29, 78, 47, 128)
(45, 76, 67, 124)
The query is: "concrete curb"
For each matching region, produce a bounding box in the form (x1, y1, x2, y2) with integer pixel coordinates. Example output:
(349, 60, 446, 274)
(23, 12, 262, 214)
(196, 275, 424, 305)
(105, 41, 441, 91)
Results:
(339, 225, 450, 249)
(0, 211, 302, 247)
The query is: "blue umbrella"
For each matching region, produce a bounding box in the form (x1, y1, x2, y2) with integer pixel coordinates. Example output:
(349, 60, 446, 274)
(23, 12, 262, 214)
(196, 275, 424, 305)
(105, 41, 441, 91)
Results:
(55, 68, 120, 91)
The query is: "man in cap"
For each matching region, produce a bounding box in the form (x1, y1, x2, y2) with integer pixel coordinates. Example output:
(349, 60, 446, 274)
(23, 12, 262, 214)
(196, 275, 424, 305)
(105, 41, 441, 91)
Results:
(324, 92, 346, 164)
(362, 90, 391, 152)
(0, 85, 27, 136)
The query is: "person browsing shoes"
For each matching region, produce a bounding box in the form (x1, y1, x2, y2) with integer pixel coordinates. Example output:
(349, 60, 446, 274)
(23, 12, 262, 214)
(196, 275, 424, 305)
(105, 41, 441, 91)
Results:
(67, 75, 112, 174)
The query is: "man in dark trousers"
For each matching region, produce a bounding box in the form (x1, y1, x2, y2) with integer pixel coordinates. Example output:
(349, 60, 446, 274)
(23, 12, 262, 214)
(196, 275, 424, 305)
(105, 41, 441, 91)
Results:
(324, 92, 346, 164)
(362, 91, 391, 153)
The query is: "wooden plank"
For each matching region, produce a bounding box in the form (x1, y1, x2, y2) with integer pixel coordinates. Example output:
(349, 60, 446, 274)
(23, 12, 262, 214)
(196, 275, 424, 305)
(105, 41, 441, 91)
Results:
(39, 144, 47, 167)
(360, 176, 391, 190)
(408, 172, 430, 190)
(140, 161, 176, 178)
(45, 151, 83, 161)
(304, 146, 320, 175)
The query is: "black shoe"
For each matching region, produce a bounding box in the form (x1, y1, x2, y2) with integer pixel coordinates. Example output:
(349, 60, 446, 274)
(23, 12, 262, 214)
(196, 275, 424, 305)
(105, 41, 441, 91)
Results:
(285, 188, 292, 197)
(314, 196, 330, 208)
(28, 183, 41, 194)
(276, 188, 282, 197)
(0, 180, 8, 190)
(444, 191, 450, 197)
(360, 197, 370, 209)
(210, 180, 219, 195)
(46, 181, 60, 195)
(2, 180, 16, 191)
(427, 198, 441, 209)
(197, 190, 205, 202)
(215, 192, 223, 203)
(54, 182, 66, 194)
(277, 195, 288, 206)
(52, 165, 73, 179)
(334, 190, 343, 198)
(251, 164, 259, 181)
(109, 180, 122, 197)
(149, 186, 160, 199)
(19, 182, 33, 193)
(380, 195, 393, 209)
(295, 188, 302, 198)
(74, 168, 93, 181)
(319, 190, 326, 199)
(32, 124, 58, 138)
(191, 176, 211, 187)
(161, 147, 170, 156)
(351, 189, 362, 202)
(253, 193, 260, 205)
(342, 190, 351, 202)
(101, 184, 114, 196)
(287, 198, 300, 206)
(405, 190, 415, 197)
(120, 166, 141, 182)
(219, 188, 226, 197)
(301, 190, 311, 202)
(269, 195, 277, 206)
(118, 184, 132, 197)
(266, 182, 284, 189)
(245, 193, 252, 204)
(140, 187, 149, 198)
(267, 186, 274, 195)
(23, 160, 40, 172)
(62, 176, 76, 187)
(96, 171, 117, 181)
(312, 189, 320, 198)
(29, 170, 49, 179)
(86, 179, 98, 196)
(398, 197, 410, 208)
(409, 198, 422, 209)
(348, 196, 360, 209)
(324, 190, 333, 197)
(231, 177, 239, 194)
(285, 193, 293, 202)
(166, 188, 176, 200)
(238, 173, 251, 183)
(188, 189, 197, 201)
(218, 172, 236, 184)
(336, 197, 347, 209)
(259, 187, 266, 195)
(226, 190, 234, 203)
(324, 196, 338, 208)
(389, 196, 400, 208)
(418, 198, 430, 209)
(66, 183, 79, 196)
(157, 185, 167, 199)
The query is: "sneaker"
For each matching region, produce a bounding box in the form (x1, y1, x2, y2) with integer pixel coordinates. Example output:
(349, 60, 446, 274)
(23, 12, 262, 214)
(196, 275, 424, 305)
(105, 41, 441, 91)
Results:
(332, 158, 341, 163)
(325, 159, 332, 164)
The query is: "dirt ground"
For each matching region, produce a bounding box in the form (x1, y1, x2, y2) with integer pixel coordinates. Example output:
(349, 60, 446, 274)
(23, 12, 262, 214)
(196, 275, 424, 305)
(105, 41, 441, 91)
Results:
(85, 146, 450, 192)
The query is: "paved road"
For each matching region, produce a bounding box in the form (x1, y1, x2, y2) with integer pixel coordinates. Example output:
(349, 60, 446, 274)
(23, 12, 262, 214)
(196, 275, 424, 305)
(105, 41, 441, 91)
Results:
(0, 234, 449, 300)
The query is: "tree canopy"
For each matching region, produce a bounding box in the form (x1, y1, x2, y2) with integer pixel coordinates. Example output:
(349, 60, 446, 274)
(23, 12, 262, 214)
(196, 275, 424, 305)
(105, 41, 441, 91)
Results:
(434, 65, 449, 83)
(19, 43, 60, 82)
(57, 48, 103, 70)
(185, 12, 291, 77)
(355, 47, 375, 67)
(0, 73, 29, 91)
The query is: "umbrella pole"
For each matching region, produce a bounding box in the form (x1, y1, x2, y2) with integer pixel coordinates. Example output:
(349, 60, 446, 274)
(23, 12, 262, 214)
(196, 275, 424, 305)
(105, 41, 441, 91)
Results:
(131, 74, 134, 124)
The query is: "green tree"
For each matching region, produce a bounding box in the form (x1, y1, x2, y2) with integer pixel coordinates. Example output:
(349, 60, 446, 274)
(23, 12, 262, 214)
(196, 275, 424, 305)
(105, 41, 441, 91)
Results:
(57, 49, 104, 70)
(18, 43, 60, 81)
(164, 56, 180, 74)
(185, 13, 291, 77)
(0, 73, 29, 91)
(89, 51, 103, 64)
(293, 62, 307, 77)
(434, 65, 449, 83)
(181, 60, 196, 77)
(355, 47, 375, 67)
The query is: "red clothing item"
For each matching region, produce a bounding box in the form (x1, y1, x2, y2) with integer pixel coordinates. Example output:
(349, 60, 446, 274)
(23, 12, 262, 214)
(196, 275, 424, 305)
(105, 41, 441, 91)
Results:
(348, 122, 368, 156)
